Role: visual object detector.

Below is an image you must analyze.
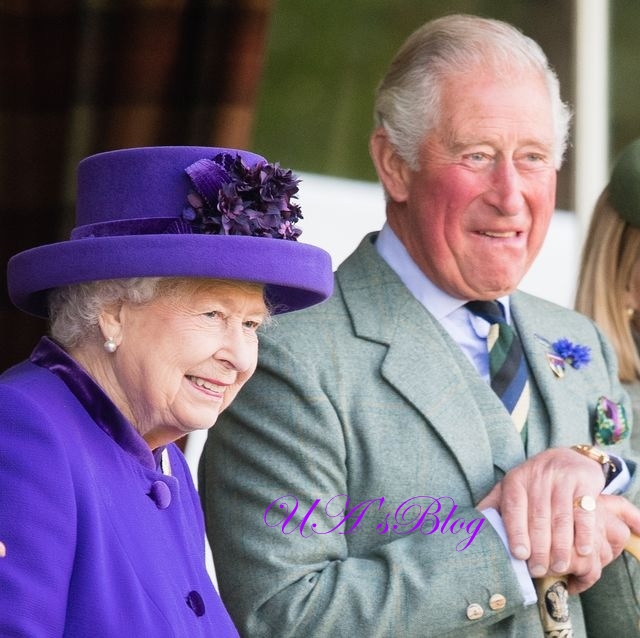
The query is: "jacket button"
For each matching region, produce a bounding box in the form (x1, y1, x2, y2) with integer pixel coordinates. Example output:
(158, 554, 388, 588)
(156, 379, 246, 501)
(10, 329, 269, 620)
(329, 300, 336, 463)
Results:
(149, 480, 171, 509)
(186, 590, 205, 616)
(489, 593, 506, 610)
(466, 603, 484, 620)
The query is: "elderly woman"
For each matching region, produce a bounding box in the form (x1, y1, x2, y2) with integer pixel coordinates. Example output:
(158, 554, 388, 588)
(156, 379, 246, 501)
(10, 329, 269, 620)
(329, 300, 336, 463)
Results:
(0, 147, 332, 635)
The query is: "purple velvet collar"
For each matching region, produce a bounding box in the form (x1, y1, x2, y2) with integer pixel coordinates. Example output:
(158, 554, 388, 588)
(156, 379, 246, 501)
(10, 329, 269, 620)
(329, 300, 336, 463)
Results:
(30, 337, 161, 470)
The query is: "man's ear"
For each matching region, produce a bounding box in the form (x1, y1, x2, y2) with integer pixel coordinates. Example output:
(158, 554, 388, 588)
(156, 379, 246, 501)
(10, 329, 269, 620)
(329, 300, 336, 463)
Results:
(369, 128, 412, 202)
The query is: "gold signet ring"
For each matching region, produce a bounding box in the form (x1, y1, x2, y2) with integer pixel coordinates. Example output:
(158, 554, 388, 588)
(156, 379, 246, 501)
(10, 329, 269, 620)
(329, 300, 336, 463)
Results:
(574, 495, 596, 512)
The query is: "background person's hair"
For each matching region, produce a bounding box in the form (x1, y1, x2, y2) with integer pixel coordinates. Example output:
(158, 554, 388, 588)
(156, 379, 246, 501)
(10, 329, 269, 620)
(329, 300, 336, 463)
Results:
(575, 189, 640, 382)
(373, 14, 571, 171)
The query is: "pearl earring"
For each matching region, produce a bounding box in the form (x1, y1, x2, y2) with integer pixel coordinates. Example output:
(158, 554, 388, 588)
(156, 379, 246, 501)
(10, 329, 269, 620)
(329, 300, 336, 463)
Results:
(628, 308, 635, 319)
(103, 337, 117, 353)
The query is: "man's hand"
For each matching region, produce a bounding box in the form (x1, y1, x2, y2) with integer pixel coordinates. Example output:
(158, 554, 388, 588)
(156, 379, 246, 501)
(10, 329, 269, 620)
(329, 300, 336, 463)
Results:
(477, 447, 640, 593)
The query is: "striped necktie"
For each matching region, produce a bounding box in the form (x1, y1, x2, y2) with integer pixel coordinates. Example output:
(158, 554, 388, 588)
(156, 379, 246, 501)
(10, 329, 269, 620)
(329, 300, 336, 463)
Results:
(466, 300, 530, 439)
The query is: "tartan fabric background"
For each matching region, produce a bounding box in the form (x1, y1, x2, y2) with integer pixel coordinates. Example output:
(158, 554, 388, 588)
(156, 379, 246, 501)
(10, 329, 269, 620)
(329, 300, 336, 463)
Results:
(0, 0, 273, 370)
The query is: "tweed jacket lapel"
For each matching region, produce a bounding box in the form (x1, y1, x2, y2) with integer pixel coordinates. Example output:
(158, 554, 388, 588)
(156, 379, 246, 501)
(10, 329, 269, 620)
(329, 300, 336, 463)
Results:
(336, 234, 525, 502)
(511, 291, 602, 451)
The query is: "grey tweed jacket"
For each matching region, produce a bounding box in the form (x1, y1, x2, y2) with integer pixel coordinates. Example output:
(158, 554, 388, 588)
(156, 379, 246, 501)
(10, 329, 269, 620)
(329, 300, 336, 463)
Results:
(200, 232, 640, 637)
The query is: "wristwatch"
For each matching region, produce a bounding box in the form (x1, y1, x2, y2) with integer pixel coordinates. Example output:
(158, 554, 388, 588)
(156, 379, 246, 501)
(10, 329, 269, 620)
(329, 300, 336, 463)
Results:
(571, 444, 620, 486)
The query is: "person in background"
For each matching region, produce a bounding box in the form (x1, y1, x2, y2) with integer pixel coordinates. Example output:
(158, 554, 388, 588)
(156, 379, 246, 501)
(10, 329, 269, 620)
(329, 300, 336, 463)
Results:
(576, 138, 640, 448)
(200, 15, 640, 637)
(0, 146, 332, 636)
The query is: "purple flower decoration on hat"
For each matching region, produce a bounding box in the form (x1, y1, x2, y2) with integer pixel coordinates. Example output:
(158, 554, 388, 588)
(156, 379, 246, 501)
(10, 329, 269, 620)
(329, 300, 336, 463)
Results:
(182, 153, 303, 240)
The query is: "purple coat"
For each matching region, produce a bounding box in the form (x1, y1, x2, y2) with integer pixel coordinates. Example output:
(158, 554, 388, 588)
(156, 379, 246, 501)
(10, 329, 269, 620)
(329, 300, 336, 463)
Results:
(0, 338, 238, 637)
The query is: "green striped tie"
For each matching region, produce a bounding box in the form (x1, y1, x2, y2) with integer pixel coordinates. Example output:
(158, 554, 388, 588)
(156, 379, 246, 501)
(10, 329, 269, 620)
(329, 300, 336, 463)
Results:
(466, 300, 530, 440)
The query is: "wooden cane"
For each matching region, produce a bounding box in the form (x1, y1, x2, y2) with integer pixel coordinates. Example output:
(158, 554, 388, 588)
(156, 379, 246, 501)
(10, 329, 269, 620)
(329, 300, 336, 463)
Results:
(535, 532, 640, 637)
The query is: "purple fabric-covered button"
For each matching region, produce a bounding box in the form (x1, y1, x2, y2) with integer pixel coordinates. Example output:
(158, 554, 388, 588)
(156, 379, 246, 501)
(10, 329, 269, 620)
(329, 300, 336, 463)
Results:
(186, 590, 205, 616)
(149, 480, 171, 509)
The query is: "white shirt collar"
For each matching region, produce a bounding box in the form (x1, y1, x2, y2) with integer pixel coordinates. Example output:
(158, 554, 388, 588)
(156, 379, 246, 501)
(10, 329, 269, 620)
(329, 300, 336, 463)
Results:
(375, 222, 511, 322)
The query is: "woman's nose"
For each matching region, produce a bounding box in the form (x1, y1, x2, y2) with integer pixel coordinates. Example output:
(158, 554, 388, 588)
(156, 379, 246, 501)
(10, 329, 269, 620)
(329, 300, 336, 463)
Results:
(215, 324, 258, 373)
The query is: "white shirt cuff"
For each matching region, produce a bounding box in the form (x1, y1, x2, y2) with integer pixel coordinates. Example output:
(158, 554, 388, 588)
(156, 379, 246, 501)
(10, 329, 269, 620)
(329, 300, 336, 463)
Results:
(482, 507, 537, 606)
(603, 454, 630, 495)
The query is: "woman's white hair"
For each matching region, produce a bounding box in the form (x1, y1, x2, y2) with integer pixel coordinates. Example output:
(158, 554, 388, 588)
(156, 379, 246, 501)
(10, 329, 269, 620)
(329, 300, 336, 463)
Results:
(373, 14, 571, 170)
(48, 278, 162, 349)
(49, 276, 272, 349)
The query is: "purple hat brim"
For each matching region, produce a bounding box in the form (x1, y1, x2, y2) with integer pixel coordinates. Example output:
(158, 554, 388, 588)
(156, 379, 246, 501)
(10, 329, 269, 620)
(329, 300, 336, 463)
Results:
(8, 234, 333, 318)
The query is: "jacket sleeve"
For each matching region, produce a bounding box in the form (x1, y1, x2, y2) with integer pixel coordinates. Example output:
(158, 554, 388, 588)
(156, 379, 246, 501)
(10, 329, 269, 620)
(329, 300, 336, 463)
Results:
(0, 384, 76, 636)
(199, 332, 537, 638)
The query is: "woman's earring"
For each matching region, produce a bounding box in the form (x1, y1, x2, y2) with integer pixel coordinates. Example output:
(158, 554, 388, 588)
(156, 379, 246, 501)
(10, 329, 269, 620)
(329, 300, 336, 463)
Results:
(627, 307, 635, 319)
(103, 337, 117, 353)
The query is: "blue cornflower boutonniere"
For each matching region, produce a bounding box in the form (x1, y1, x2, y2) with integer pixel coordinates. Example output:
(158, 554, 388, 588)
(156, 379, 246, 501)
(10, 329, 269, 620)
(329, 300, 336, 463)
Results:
(594, 396, 629, 445)
(536, 335, 592, 378)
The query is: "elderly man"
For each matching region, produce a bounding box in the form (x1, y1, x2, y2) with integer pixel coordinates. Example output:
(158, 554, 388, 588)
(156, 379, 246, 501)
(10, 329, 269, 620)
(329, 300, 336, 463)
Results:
(200, 14, 640, 637)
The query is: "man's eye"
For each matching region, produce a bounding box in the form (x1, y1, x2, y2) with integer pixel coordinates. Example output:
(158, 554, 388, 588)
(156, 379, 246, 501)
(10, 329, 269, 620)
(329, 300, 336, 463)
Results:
(516, 153, 550, 170)
(243, 321, 261, 330)
(464, 152, 491, 163)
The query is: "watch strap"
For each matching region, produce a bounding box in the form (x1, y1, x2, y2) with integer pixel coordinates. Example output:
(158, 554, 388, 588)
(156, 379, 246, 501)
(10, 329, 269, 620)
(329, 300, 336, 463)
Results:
(570, 443, 619, 486)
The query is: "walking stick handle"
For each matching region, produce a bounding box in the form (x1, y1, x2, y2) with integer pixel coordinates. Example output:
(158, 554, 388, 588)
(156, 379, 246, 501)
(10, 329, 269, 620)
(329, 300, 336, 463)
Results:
(535, 532, 640, 637)
(624, 531, 640, 561)
(535, 575, 573, 637)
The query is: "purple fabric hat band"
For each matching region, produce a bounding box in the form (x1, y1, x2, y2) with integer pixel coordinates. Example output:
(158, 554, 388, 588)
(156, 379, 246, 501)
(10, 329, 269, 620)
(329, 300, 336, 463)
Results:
(70, 218, 189, 239)
(7, 146, 334, 317)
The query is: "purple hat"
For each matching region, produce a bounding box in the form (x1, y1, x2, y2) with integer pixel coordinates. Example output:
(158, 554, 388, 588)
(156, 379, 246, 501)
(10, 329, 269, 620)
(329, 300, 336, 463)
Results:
(8, 146, 333, 317)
